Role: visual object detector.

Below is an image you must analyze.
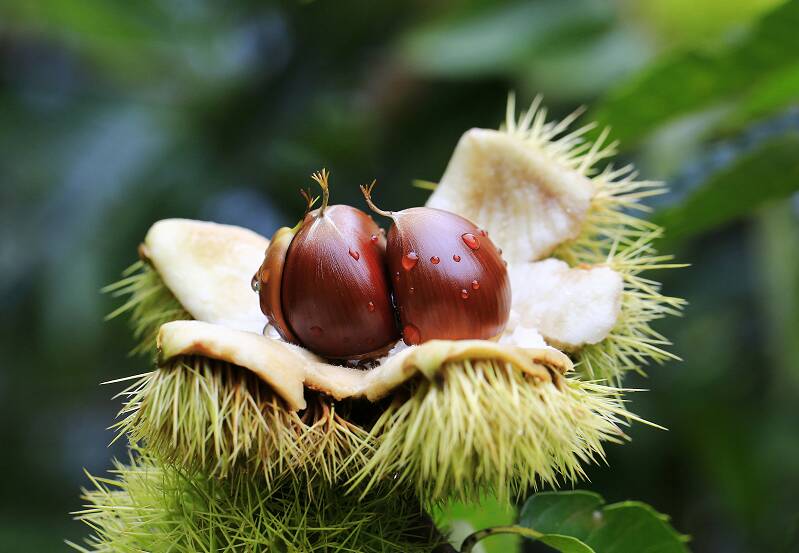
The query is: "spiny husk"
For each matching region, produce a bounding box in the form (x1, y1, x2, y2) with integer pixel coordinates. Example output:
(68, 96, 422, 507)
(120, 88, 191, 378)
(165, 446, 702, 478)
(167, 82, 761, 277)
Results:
(568, 232, 687, 382)
(294, 396, 375, 486)
(69, 454, 442, 553)
(113, 356, 371, 485)
(103, 260, 190, 356)
(349, 358, 632, 505)
(502, 96, 686, 382)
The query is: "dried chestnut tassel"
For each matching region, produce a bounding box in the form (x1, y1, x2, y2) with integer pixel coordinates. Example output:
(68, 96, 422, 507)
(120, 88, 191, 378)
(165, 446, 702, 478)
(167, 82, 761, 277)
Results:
(361, 181, 511, 345)
(256, 170, 399, 359)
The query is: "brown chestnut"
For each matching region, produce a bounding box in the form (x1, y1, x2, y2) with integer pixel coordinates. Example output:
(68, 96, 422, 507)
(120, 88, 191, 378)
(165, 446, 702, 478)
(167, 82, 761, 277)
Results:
(255, 171, 399, 359)
(361, 182, 511, 346)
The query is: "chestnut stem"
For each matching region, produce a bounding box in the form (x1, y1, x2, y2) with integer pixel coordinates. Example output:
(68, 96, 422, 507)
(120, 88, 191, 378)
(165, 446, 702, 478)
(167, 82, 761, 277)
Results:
(299, 187, 319, 218)
(360, 179, 393, 218)
(311, 168, 330, 216)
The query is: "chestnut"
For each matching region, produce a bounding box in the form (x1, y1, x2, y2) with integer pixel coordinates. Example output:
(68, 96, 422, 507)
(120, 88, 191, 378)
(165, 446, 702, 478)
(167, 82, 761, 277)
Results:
(255, 171, 399, 359)
(361, 182, 511, 346)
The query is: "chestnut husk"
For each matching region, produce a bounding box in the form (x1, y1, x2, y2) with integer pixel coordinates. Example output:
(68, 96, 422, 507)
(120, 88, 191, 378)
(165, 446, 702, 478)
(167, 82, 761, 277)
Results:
(256, 172, 398, 359)
(362, 183, 511, 345)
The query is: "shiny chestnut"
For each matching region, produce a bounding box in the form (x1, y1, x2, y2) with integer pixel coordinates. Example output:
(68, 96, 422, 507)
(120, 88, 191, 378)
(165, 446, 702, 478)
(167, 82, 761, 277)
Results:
(255, 171, 398, 359)
(361, 182, 511, 346)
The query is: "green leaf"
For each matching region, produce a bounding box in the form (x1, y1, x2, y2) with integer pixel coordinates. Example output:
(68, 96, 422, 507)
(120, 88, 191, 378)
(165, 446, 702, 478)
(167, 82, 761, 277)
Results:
(591, 0, 799, 145)
(518, 491, 690, 553)
(654, 133, 799, 243)
(537, 534, 596, 553)
(519, 491, 604, 537)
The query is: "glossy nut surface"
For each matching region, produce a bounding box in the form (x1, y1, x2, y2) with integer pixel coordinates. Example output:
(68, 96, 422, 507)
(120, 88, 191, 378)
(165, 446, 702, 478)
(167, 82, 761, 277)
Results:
(255, 225, 300, 343)
(385, 207, 510, 345)
(281, 204, 398, 359)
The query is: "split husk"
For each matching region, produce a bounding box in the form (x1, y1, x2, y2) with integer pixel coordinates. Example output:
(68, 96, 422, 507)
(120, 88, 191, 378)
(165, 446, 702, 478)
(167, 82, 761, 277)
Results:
(426, 95, 685, 381)
(98, 96, 684, 511)
(350, 359, 632, 504)
(110, 316, 635, 503)
(113, 355, 372, 484)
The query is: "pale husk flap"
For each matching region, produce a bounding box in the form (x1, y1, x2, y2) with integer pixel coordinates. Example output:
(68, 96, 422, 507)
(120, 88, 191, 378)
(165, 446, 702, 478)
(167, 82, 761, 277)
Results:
(142, 219, 269, 334)
(157, 321, 573, 410)
(506, 259, 623, 350)
(157, 320, 308, 411)
(426, 128, 593, 262)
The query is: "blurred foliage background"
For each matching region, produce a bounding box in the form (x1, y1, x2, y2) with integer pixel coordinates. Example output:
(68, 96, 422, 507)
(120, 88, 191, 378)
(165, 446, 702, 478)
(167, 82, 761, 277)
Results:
(1, 0, 798, 551)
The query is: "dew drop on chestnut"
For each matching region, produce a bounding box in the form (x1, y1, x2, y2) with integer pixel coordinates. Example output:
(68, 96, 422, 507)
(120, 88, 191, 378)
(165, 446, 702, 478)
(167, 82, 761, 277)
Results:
(349, 248, 360, 261)
(471, 279, 480, 290)
(462, 233, 480, 250)
(402, 251, 419, 271)
(370, 234, 379, 244)
(402, 323, 421, 345)
(310, 325, 323, 336)
(251, 273, 261, 292)
(360, 183, 510, 345)
(479, 229, 488, 237)
(367, 301, 375, 312)
(394, 271, 401, 282)
(409, 287, 415, 294)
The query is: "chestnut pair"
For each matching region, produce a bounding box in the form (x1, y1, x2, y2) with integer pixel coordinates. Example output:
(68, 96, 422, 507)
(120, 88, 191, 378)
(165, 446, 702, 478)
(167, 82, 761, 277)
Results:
(254, 172, 511, 360)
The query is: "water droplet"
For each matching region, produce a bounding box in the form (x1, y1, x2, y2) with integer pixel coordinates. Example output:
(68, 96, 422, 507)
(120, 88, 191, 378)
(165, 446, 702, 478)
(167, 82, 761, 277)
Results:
(471, 279, 480, 290)
(367, 301, 375, 312)
(394, 271, 401, 282)
(402, 251, 419, 271)
(250, 273, 261, 292)
(370, 234, 379, 244)
(462, 233, 480, 250)
(430, 256, 440, 265)
(310, 326, 323, 336)
(453, 254, 461, 262)
(403, 324, 421, 345)
(503, 260, 508, 267)
(460, 289, 470, 299)
(497, 248, 503, 255)
(409, 287, 415, 294)
(349, 248, 360, 261)
(479, 229, 488, 237)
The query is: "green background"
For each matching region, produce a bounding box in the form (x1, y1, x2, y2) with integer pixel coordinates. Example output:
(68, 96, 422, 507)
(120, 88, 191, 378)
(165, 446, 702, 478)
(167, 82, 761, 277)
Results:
(1, 1, 798, 551)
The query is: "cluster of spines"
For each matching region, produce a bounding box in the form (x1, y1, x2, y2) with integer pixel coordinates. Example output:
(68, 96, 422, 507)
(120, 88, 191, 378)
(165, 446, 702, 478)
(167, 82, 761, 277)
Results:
(69, 453, 441, 553)
(503, 94, 686, 382)
(102, 260, 190, 356)
(112, 356, 372, 486)
(349, 358, 633, 505)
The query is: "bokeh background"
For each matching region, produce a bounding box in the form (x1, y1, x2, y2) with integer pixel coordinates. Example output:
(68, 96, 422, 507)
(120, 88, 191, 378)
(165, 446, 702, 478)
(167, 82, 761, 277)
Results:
(1, 0, 798, 551)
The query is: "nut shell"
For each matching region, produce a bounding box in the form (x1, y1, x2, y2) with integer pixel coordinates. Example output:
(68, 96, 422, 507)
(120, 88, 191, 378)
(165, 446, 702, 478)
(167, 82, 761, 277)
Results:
(385, 207, 511, 345)
(256, 225, 300, 343)
(279, 205, 398, 359)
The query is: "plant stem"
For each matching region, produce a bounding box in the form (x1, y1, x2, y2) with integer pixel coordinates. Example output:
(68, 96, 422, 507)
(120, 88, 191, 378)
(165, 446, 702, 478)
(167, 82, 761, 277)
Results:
(311, 169, 330, 216)
(460, 526, 543, 553)
(360, 180, 393, 217)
